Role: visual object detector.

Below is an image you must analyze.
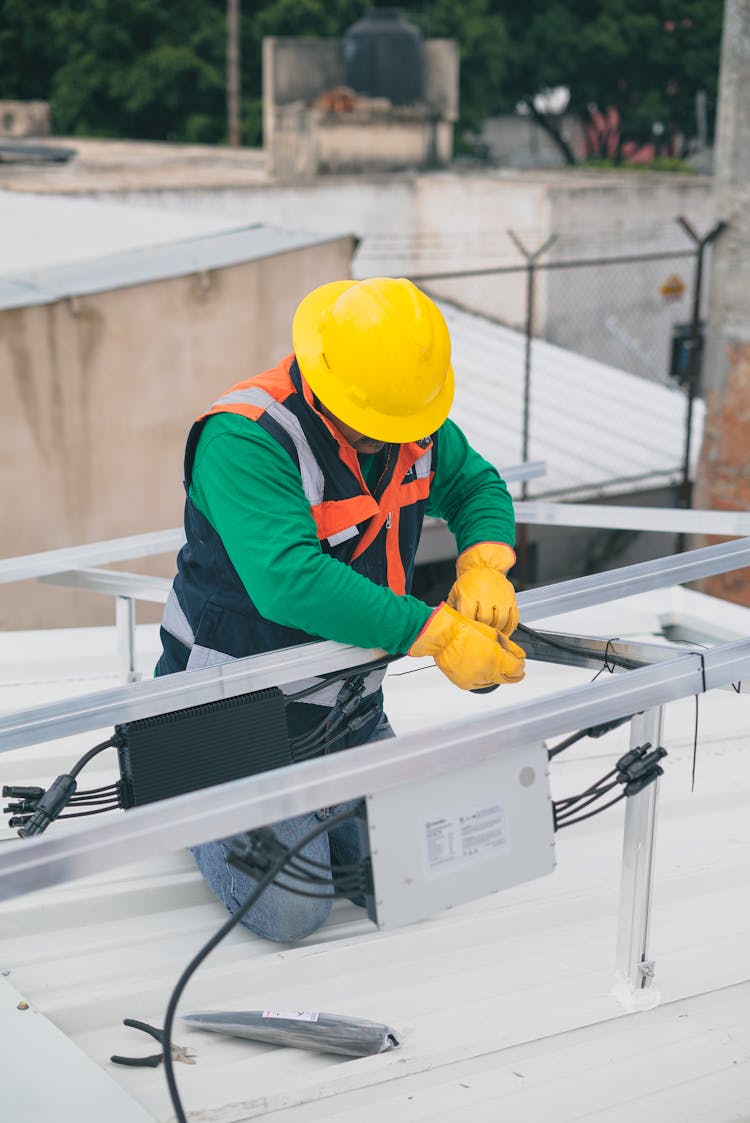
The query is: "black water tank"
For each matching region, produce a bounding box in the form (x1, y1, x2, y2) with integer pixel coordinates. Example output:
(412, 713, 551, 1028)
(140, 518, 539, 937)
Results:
(344, 8, 423, 106)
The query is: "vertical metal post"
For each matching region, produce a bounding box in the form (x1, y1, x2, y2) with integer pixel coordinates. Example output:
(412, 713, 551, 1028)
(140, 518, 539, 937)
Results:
(613, 706, 663, 1007)
(676, 217, 726, 514)
(507, 231, 557, 492)
(507, 231, 556, 587)
(116, 596, 140, 684)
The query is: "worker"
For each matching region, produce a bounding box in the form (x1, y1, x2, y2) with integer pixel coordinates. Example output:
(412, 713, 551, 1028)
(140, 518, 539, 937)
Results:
(156, 277, 526, 942)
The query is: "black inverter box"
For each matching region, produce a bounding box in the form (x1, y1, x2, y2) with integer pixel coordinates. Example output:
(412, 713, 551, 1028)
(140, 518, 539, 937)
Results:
(115, 688, 291, 808)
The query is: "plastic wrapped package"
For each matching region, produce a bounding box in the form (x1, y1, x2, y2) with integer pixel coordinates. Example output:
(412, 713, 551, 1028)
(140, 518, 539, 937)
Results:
(182, 1009, 400, 1057)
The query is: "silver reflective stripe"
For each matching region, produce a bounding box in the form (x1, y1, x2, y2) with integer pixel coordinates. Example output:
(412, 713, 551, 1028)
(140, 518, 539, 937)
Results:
(265, 400, 326, 506)
(161, 587, 195, 649)
(211, 387, 325, 506)
(186, 644, 234, 671)
(327, 525, 359, 548)
(414, 446, 433, 478)
(214, 388, 276, 410)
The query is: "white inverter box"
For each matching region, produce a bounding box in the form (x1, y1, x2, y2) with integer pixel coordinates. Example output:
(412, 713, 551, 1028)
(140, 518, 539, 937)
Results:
(365, 741, 554, 930)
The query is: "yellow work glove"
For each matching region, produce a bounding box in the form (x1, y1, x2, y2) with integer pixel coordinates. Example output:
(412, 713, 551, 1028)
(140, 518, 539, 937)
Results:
(409, 603, 526, 692)
(447, 542, 520, 637)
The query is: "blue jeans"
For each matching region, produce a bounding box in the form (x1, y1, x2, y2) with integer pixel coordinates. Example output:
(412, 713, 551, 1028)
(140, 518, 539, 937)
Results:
(191, 714, 395, 943)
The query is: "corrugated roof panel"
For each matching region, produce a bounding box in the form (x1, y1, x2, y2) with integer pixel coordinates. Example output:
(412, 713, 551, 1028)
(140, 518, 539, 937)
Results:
(441, 301, 704, 499)
(1, 589, 749, 1121)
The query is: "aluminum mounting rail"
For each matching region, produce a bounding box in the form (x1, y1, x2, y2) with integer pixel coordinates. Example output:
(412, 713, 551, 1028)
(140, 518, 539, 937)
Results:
(0, 535, 748, 755)
(520, 535, 750, 621)
(0, 528, 185, 585)
(0, 639, 388, 754)
(38, 568, 172, 603)
(515, 501, 750, 537)
(0, 635, 748, 902)
(520, 629, 743, 692)
(519, 629, 697, 671)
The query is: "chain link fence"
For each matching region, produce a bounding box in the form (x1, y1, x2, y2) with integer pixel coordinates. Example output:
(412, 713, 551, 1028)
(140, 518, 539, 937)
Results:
(543, 248, 700, 387)
(402, 218, 726, 507)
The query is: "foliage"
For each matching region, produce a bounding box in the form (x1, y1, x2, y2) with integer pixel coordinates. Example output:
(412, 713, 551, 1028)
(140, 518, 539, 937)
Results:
(496, 0, 723, 162)
(581, 156, 694, 173)
(0, 0, 723, 158)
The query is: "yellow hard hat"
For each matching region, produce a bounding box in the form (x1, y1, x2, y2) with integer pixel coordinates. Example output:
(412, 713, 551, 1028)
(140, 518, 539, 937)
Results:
(292, 277, 455, 443)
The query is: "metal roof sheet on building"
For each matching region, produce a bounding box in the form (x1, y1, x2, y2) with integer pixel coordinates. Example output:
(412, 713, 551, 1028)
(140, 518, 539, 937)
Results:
(441, 300, 704, 500)
(0, 190, 351, 309)
(1, 586, 749, 1122)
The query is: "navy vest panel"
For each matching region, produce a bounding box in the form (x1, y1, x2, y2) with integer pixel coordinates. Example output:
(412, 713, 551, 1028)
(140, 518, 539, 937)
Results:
(156, 362, 437, 708)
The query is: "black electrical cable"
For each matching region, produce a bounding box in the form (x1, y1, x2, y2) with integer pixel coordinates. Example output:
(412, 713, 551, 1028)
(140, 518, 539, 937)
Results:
(291, 699, 349, 747)
(238, 854, 369, 893)
(161, 805, 360, 1123)
(57, 804, 120, 820)
(547, 730, 588, 760)
(71, 782, 119, 797)
(293, 701, 382, 763)
(69, 736, 117, 778)
(241, 845, 369, 897)
(290, 678, 370, 755)
(293, 717, 362, 761)
(554, 778, 619, 813)
(554, 765, 619, 802)
(515, 624, 636, 671)
(69, 790, 120, 802)
(66, 796, 122, 808)
(547, 714, 635, 760)
(12, 735, 119, 837)
(554, 779, 622, 823)
(555, 791, 627, 828)
(284, 655, 401, 703)
(233, 872, 368, 900)
(292, 706, 352, 755)
(230, 837, 370, 896)
(242, 824, 367, 872)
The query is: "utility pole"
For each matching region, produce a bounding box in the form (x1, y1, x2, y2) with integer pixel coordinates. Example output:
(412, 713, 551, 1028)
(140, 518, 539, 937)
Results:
(227, 0, 241, 147)
(691, 0, 750, 605)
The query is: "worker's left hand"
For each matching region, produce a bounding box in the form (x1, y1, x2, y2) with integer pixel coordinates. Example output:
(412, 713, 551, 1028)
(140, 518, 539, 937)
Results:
(447, 542, 519, 636)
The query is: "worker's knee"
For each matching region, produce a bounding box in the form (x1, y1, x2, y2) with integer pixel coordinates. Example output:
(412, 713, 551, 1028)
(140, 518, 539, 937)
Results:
(191, 830, 334, 943)
(239, 889, 334, 944)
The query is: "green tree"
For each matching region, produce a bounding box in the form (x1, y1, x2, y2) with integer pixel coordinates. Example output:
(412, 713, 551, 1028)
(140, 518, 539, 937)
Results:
(47, 0, 227, 141)
(496, 0, 723, 162)
(410, 0, 513, 139)
(0, 0, 723, 157)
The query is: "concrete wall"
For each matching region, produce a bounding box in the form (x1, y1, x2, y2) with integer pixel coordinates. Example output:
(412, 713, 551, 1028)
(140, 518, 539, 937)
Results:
(1, 235, 354, 629)
(0, 100, 50, 137)
(689, 0, 750, 607)
(104, 170, 712, 370)
(543, 175, 715, 382)
(263, 37, 459, 176)
(478, 115, 584, 169)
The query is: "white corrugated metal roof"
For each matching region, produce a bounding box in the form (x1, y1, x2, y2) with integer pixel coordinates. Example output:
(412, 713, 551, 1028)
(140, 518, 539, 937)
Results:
(0, 190, 350, 309)
(1, 586, 749, 1122)
(441, 300, 704, 501)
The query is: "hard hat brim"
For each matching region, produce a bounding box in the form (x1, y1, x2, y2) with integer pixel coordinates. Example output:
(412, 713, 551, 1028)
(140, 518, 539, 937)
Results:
(293, 280, 455, 444)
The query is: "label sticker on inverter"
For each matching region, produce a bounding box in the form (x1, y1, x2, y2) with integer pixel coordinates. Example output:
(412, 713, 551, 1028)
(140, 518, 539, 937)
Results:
(262, 1010, 319, 1022)
(422, 801, 508, 879)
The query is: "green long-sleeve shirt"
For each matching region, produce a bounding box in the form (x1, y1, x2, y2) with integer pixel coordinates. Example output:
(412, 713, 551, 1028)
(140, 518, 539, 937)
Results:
(189, 411, 515, 654)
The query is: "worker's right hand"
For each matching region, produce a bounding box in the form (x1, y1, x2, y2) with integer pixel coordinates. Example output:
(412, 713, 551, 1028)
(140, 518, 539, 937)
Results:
(408, 603, 526, 692)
